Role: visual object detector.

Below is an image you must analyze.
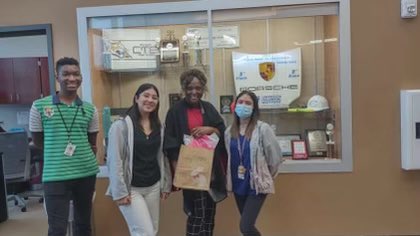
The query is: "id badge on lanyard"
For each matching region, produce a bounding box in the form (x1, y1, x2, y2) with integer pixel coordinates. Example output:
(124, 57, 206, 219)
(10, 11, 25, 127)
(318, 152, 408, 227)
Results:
(56, 104, 80, 157)
(64, 141, 77, 157)
(237, 165, 246, 179)
(237, 137, 247, 180)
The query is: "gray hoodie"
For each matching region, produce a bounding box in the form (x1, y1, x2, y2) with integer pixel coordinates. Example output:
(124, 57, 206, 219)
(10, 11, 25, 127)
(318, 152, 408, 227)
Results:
(225, 120, 282, 194)
(105, 116, 172, 200)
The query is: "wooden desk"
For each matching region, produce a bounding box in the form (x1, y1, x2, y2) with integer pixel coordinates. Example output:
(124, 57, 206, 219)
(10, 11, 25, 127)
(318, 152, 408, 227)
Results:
(93, 166, 186, 236)
(93, 178, 129, 236)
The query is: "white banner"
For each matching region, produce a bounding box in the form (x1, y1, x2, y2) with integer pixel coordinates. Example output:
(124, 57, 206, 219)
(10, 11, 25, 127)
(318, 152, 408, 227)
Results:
(232, 48, 302, 109)
(102, 29, 160, 71)
(185, 26, 239, 49)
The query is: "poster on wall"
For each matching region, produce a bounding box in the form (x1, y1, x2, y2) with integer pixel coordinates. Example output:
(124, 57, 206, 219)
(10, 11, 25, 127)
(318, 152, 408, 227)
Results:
(219, 95, 233, 114)
(102, 29, 160, 71)
(169, 93, 182, 108)
(232, 48, 302, 109)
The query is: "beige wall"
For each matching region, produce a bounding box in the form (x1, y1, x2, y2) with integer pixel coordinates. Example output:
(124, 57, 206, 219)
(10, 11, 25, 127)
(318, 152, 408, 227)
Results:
(2, 0, 420, 235)
(0, 0, 180, 60)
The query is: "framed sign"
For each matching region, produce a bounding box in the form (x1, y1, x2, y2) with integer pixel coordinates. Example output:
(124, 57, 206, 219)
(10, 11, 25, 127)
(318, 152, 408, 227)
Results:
(102, 29, 160, 71)
(185, 26, 240, 49)
(169, 93, 182, 108)
(220, 95, 233, 114)
(291, 140, 308, 160)
(306, 129, 327, 157)
(160, 39, 180, 63)
(276, 134, 301, 156)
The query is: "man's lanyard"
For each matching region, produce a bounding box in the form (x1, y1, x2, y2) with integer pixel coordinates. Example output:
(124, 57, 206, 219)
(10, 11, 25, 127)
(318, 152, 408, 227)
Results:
(56, 104, 80, 143)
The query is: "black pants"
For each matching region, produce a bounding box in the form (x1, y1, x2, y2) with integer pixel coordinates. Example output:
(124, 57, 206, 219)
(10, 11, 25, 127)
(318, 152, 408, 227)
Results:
(43, 175, 96, 236)
(184, 190, 216, 236)
(234, 193, 267, 236)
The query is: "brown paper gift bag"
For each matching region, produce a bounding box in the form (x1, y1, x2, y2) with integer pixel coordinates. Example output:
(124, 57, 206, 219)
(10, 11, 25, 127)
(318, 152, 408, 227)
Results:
(173, 145, 215, 190)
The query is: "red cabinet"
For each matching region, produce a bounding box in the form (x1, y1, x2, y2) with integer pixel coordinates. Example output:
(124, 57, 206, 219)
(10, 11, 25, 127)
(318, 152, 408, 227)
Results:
(0, 57, 50, 105)
(0, 59, 14, 103)
(39, 57, 50, 98)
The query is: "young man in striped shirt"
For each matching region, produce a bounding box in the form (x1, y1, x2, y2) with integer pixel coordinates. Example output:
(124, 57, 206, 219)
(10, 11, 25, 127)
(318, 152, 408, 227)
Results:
(29, 57, 99, 236)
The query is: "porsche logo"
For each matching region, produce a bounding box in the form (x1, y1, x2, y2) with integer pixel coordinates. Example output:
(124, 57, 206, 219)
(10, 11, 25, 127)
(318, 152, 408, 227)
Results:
(259, 62, 275, 81)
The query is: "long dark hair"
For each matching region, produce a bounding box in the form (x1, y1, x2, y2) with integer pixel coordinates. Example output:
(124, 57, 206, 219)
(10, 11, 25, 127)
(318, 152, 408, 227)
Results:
(126, 83, 161, 131)
(230, 90, 260, 139)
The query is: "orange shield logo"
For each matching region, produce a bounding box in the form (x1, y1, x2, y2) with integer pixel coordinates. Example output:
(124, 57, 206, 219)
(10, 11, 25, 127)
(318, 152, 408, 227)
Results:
(259, 62, 275, 81)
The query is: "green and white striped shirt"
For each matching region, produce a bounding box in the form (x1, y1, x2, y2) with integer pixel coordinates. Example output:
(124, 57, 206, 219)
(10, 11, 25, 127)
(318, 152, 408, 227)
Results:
(29, 95, 99, 182)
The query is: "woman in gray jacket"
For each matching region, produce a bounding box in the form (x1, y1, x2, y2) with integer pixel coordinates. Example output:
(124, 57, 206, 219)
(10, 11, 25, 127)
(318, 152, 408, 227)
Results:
(106, 83, 172, 236)
(225, 90, 282, 236)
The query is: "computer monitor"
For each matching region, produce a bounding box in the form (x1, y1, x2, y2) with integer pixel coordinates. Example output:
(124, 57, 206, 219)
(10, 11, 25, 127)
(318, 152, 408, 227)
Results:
(0, 152, 8, 222)
(0, 132, 30, 180)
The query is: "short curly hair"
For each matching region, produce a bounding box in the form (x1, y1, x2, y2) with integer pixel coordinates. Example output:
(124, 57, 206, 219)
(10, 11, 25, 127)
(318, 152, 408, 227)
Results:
(179, 69, 208, 92)
(56, 57, 80, 75)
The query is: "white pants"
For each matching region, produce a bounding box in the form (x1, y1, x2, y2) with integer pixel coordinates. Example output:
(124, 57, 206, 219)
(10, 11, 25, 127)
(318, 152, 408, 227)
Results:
(119, 181, 161, 236)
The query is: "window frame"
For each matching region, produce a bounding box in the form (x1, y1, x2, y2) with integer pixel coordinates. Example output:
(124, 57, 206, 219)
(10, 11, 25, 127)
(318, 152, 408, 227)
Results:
(76, 0, 352, 173)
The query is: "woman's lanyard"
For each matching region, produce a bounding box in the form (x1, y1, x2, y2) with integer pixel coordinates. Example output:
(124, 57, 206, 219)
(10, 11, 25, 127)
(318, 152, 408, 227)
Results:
(56, 104, 80, 156)
(236, 137, 247, 179)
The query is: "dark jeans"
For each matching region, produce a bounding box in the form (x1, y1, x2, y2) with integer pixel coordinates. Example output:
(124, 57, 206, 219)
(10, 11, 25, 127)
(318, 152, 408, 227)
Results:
(234, 193, 267, 236)
(44, 175, 96, 236)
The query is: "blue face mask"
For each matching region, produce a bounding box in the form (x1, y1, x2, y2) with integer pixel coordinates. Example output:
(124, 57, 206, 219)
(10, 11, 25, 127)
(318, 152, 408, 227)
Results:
(235, 104, 253, 119)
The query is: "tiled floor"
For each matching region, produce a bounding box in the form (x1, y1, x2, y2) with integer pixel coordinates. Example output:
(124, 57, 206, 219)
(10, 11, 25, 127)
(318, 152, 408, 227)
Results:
(0, 197, 47, 236)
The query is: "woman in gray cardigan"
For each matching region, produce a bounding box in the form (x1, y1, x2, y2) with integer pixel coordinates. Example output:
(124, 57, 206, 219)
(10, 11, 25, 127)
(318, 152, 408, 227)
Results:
(225, 90, 282, 236)
(106, 83, 172, 236)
